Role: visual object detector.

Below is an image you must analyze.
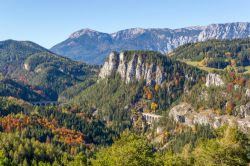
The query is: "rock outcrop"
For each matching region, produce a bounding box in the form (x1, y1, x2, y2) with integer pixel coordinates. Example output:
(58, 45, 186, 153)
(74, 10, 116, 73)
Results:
(99, 52, 118, 79)
(169, 102, 250, 133)
(205, 73, 224, 87)
(236, 104, 250, 118)
(99, 51, 166, 85)
(23, 63, 30, 71)
(246, 89, 250, 97)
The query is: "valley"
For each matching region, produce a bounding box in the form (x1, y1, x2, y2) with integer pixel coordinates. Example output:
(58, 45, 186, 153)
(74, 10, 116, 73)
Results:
(0, 26, 250, 166)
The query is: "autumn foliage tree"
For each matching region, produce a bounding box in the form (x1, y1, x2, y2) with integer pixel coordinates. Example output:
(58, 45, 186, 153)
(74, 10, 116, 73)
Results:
(143, 86, 152, 100)
(151, 102, 158, 113)
(226, 101, 235, 115)
(154, 84, 160, 92)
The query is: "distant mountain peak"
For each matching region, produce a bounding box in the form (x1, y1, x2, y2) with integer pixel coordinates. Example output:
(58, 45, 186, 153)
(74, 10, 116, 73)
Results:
(51, 22, 250, 64)
(111, 28, 146, 39)
(179, 26, 206, 31)
(69, 28, 101, 39)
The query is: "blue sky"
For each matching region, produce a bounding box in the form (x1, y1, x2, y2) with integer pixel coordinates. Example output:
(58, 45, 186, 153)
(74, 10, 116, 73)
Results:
(0, 0, 249, 48)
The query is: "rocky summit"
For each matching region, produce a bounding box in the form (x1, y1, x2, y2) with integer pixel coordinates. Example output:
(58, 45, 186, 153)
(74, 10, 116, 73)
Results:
(99, 51, 167, 85)
(51, 22, 250, 64)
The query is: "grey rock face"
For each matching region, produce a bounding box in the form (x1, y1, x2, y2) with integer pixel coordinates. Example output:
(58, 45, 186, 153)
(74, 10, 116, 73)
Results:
(205, 73, 224, 87)
(135, 56, 143, 80)
(169, 103, 194, 125)
(145, 64, 154, 85)
(51, 22, 250, 64)
(126, 56, 137, 83)
(246, 89, 250, 97)
(236, 104, 250, 118)
(99, 52, 118, 79)
(23, 63, 30, 71)
(117, 52, 127, 80)
(198, 22, 250, 41)
(169, 102, 250, 133)
(98, 52, 165, 85)
(237, 118, 250, 133)
(155, 66, 165, 85)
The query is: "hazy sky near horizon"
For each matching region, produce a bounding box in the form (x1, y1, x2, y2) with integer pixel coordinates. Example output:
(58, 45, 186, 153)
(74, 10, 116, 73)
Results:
(0, 0, 250, 48)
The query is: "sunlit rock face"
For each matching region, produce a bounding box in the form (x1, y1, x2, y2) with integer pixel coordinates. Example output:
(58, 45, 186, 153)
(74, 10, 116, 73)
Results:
(205, 73, 224, 87)
(23, 63, 30, 71)
(169, 102, 250, 133)
(236, 104, 250, 118)
(246, 89, 250, 97)
(99, 52, 119, 79)
(99, 51, 165, 85)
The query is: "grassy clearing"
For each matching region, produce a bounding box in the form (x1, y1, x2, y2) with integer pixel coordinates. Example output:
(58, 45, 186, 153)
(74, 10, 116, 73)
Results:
(183, 60, 250, 75)
(182, 60, 222, 72)
(244, 66, 250, 74)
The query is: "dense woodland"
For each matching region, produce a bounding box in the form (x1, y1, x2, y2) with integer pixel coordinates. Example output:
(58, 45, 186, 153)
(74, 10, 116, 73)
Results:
(0, 40, 97, 101)
(171, 38, 250, 69)
(0, 99, 249, 165)
(70, 50, 205, 132)
(0, 39, 249, 165)
(0, 79, 47, 102)
(182, 64, 250, 116)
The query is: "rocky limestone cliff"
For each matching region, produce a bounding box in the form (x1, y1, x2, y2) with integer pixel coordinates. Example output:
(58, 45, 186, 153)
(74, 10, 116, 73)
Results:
(99, 51, 166, 85)
(246, 89, 250, 97)
(198, 22, 250, 41)
(169, 103, 250, 133)
(205, 73, 224, 87)
(236, 104, 250, 118)
(23, 63, 30, 71)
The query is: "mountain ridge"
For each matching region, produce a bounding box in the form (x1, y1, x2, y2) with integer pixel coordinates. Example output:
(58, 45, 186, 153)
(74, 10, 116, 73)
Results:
(51, 22, 250, 64)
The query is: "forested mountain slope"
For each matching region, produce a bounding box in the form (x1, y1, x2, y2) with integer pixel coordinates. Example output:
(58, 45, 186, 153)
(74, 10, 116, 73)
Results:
(71, 51, 205, 131)
(0, 40, 98, 101)
(0, 49, 249, 165)
(170, 38, 250, 71)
